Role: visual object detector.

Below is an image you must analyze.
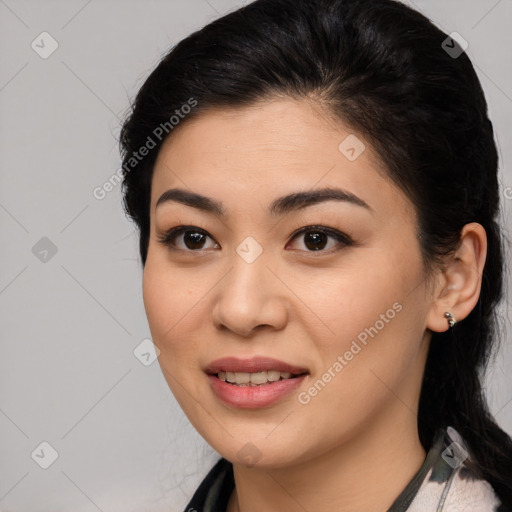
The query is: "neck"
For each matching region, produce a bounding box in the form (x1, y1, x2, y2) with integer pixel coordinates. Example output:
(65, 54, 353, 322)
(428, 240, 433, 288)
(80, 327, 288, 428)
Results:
(228, 405, 426, 512)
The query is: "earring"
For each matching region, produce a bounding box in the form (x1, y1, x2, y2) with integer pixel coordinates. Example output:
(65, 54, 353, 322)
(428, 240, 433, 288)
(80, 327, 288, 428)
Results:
(444, 312, 457, 328)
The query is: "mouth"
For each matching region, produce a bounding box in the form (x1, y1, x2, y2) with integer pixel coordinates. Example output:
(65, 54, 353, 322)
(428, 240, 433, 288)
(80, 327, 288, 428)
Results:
(204, 356, 309, 383)
(204, 356, 309, 408)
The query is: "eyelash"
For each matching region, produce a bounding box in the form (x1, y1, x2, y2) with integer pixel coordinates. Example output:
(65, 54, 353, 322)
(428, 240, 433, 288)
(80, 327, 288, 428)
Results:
(157, 224, 354, 255)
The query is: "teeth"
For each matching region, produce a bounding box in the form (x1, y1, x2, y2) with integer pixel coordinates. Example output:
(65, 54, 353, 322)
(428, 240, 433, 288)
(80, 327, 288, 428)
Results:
(267, 370, 281, 382)
(217, 370, 297, 385)
(225, 371, 238, 383)
(248, 371, 265, 384)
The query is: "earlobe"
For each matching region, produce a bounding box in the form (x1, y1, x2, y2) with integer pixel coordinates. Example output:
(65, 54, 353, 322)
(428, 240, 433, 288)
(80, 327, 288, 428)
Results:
(426, 222, 487, 333)
(443, 311, 457, 328)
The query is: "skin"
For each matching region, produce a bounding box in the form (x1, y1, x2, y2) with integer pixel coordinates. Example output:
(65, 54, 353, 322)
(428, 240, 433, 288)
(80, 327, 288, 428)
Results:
(142, 97, 487, 512)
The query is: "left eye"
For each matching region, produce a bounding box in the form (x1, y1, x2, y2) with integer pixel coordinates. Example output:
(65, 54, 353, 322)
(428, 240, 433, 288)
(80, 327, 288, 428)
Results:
(287, 226, 354, 252)
(157, 225, 353, 253)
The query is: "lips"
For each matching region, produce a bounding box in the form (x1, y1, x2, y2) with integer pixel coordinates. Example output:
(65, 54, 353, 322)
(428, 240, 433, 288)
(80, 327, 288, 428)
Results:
(204, 356, 309, 375)
(204, 356, 309, 409)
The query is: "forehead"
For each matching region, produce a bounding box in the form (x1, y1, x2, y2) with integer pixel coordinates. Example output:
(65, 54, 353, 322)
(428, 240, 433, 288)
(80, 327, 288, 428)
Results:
(150, 98, 414, 222)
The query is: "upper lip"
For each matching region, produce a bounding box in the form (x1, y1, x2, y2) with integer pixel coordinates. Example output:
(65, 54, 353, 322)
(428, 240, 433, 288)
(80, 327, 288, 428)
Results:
(204, 356, 309, 375)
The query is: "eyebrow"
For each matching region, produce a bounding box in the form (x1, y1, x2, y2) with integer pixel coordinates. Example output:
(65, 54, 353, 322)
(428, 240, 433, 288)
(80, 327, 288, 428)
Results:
(155, 186, 372, 217)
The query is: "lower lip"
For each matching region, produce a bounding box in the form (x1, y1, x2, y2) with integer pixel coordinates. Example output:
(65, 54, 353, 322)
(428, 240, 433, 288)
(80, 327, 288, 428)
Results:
(207, 374, 307, 409)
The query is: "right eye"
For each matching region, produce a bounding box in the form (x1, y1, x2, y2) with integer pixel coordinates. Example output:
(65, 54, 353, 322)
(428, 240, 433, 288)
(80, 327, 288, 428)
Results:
(157, 226, 220, 252)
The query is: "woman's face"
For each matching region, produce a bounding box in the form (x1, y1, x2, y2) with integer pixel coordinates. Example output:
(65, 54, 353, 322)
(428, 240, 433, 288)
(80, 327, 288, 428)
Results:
(143, 97, 434, 467)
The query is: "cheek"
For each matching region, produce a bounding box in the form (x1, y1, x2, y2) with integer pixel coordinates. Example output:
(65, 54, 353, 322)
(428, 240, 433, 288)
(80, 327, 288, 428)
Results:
(142, 260, 169, 337)
(143, 260, 207, 410)
(303, 254, 427, 408)
(298, 251, 413, 351)
(303, 245, 426, 386)
(142, 257, 200, 357)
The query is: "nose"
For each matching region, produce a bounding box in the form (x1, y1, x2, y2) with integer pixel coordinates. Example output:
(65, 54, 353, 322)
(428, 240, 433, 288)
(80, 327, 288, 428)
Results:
(211, 248, 289, 338)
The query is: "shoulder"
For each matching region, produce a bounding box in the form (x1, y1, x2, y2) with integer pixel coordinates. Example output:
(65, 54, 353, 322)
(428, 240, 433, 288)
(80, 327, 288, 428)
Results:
(406, 427, 506, 512)
(441, 465, 504, 512)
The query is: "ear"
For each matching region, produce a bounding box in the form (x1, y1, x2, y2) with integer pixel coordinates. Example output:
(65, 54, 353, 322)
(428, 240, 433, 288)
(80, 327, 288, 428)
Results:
(426, 222, 487, 333)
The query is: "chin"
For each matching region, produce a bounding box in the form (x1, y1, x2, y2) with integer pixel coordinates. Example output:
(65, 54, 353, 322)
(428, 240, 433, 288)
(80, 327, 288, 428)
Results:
(203, 432, 312, 470)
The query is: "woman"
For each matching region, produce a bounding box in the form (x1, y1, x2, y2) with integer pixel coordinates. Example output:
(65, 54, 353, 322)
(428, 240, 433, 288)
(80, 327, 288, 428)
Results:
(119, 0, 512, 510)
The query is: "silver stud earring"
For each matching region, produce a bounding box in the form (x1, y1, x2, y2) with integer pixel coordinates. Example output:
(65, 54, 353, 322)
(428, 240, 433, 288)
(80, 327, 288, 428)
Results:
(444, 312, 457, 328)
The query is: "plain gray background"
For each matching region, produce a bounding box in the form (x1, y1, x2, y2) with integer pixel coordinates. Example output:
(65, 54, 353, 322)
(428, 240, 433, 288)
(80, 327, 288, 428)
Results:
(1, 0, 511, 511)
